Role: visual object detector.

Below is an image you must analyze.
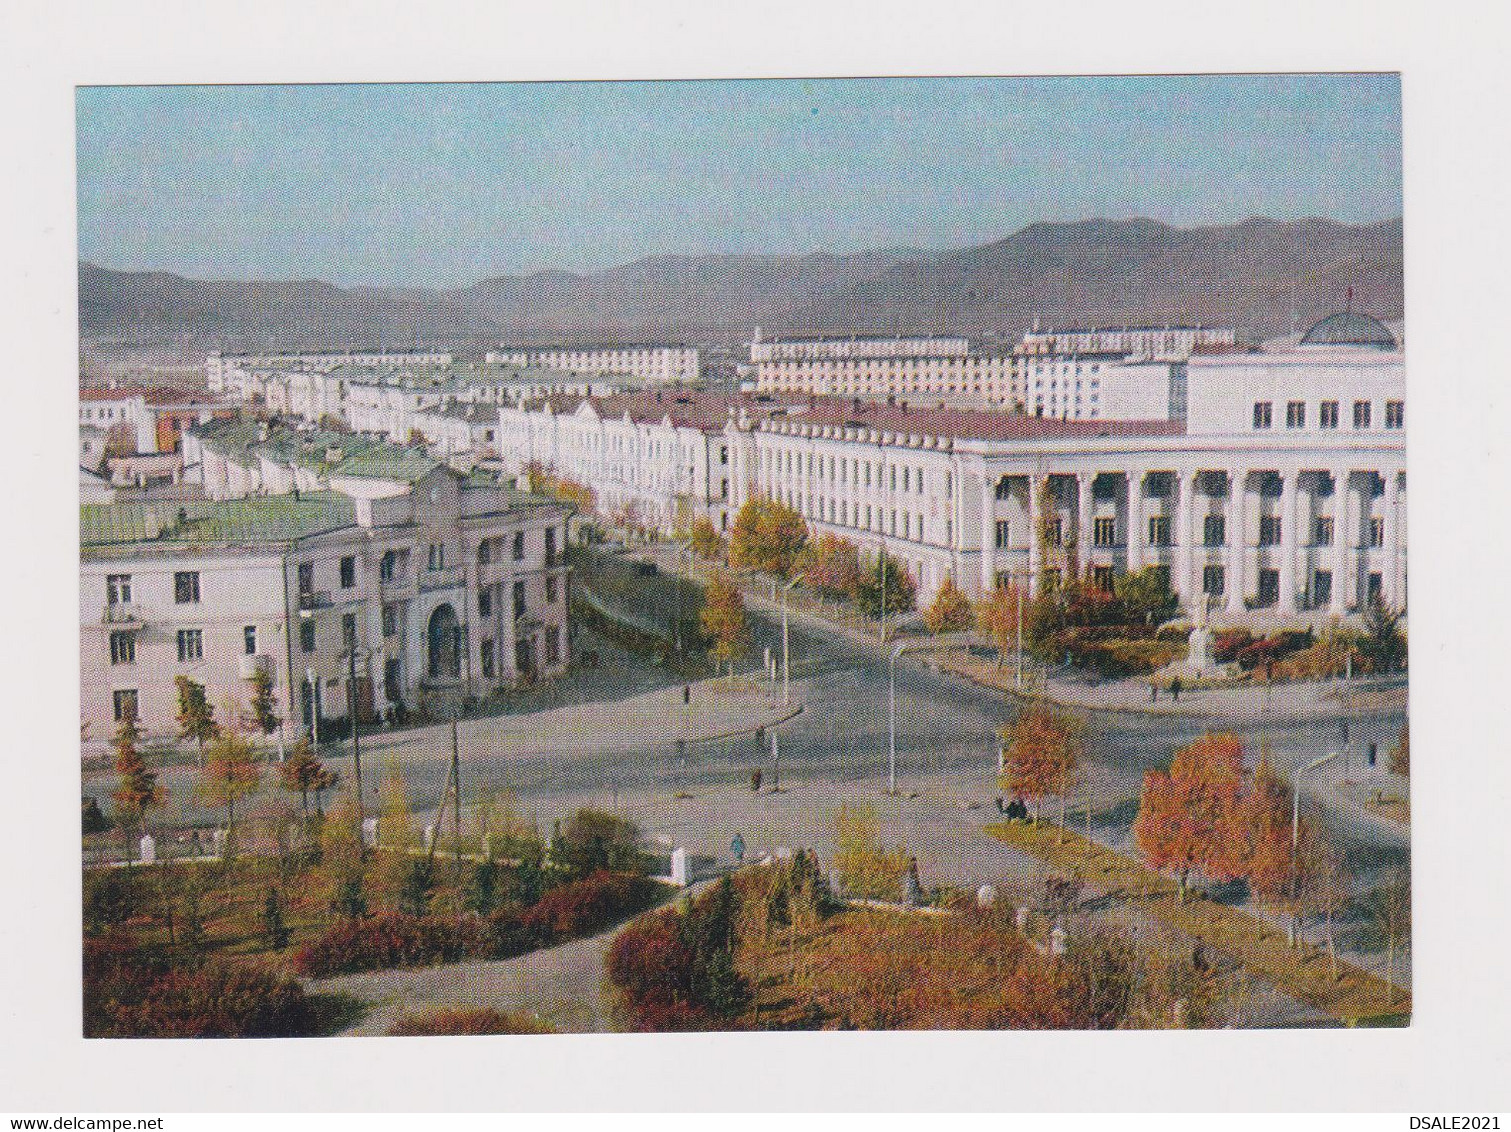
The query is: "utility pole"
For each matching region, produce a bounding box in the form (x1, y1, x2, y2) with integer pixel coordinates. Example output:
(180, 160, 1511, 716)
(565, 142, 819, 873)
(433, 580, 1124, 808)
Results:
(451, 719, 463, 882)
(346, 647, 364, 826)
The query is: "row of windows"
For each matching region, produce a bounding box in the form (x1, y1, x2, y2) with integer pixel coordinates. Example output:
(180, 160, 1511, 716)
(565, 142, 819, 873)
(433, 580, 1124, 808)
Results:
(1254, 399, 1403, 430)
(765, 451, 945, 495)
(987, 513, 1388, 552)
(108, 624, 261, 666)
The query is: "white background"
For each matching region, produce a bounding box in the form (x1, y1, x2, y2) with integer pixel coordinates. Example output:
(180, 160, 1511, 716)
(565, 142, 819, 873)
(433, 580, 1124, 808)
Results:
(1, 0, 1508, 1113)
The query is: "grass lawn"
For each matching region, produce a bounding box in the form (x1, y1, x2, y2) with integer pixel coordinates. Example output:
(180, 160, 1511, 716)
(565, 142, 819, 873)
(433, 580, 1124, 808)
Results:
(985, 820, 1410, 1025)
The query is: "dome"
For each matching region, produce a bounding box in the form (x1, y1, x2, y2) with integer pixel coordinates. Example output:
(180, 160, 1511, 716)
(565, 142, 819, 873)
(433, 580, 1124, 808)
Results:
(1299, 312, 1397, 349)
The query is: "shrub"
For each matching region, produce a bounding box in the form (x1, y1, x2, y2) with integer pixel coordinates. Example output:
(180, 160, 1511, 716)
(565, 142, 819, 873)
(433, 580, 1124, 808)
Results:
(386, 1008, 555, 1036)
(522, 871, 660, 939)
(85, 938, 316, 1038)
(1212, 629, 1255, 664)
(292, 913, 488, 977)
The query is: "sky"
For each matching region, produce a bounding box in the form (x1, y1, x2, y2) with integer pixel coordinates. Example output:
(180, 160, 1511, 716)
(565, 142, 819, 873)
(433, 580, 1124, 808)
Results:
(76, 75, 1402, 289)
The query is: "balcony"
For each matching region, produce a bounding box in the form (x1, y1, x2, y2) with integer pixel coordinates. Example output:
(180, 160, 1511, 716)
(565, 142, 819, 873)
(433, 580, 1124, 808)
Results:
(101, 603, 146, 626)
(380, 571, 415, 598)
(297, 589, 332, 611)
(418, 566, 465, 593)
(238, 653, 273, 680)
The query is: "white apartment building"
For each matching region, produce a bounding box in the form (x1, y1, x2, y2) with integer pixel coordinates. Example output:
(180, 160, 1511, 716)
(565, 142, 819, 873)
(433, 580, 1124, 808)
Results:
(503, 313, 1403, 622)
(749, 332, 971, 363)
(495, 389, 778, 535)
(486, 344, 701, 383)
(1017, 354, 1188, 421)
(754, 349, 1019, 405)
(1017, 324, 1238, 359)
(81, 467, 572, 744)
(207, 350, 456, 395)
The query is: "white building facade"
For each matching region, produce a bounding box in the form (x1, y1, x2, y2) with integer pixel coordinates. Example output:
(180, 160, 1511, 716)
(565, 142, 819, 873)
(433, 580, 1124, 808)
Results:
(486, 344, 701, 383)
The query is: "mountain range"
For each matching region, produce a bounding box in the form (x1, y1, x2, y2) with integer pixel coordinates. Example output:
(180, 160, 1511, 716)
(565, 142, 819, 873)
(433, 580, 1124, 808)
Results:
(79, 216, 1403, 349)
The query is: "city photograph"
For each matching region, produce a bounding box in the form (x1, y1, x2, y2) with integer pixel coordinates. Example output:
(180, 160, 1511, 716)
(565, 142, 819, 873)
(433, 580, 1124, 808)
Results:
(75, 74, 1410, 1040)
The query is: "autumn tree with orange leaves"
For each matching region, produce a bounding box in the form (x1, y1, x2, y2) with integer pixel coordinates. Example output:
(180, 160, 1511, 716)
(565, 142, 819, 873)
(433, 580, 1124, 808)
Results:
(975, 581, 1025, 670)
(998, 703, 1084, 826)
(923, 575, 974, 635)
(1133, 733, 1248, 902)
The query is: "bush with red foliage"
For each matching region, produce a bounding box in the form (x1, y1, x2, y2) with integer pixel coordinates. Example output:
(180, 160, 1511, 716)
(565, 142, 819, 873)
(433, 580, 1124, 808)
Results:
(293, 871, 661, 977)
(521, 871, 660, 939)
(1211, 629, 1255, 665)
(605, 906, 710, 1031)
(85, 933, 315, 1038)
(292, 913, 488, 977)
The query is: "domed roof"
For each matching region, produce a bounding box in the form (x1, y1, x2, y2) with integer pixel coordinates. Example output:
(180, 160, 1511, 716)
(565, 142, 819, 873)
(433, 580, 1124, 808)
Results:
(1300, 312, 1397, 349)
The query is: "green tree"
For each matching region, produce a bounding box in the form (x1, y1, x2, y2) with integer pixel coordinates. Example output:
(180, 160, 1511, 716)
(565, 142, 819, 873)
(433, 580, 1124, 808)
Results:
(688, 516, 726, 561)
(111, 713, 164, 850)
(277, 738, 339, 814)
(262, 887, 291, 950)
(922, 575, 974, 634)
(174, 676, 219, 763)
(834, 803, 909, 900)
(1114, 566, 1179, 626)
(194, 728, 261, 849)
(1359, 596, 1407, 673)
(727, 496, 809, 577)
(853, 549, 916, 620)
(245, 667, 281, 747)
(699, 572, 749, 676)
(399, 857, 435, 917)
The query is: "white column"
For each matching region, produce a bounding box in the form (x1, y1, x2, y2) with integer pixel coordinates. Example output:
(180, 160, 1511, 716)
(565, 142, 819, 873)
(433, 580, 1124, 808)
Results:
(1027, 474, 1044, 597)
(980, 474, 996, 595)
(1227, 468, 1247, 614)
(1127, 471, 1144, 574)
(1329, 469, 1349, 614)
(1383, 469, 1402, 608)
(1076, 472, 1094, 581)
(1175, 469, 1195, 609)
(1279, 470, 1298, 614)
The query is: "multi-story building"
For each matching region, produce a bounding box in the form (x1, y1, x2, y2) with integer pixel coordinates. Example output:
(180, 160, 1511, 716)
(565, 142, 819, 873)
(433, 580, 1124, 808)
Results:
(1016, 354, 1188, 421)
(753, 347, 1019, 406)
(81, 466, 573, 743)
(80, 385, 235, 456)
(749, 333, 971, 363)
(486, 344, 701, 383)
(207, 350, 456, 395)
(1017, 324, 1238, 359)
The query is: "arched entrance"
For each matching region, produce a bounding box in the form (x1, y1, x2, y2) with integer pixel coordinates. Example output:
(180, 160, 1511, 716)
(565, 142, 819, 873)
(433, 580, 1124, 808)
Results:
(427, 603, 461, 679)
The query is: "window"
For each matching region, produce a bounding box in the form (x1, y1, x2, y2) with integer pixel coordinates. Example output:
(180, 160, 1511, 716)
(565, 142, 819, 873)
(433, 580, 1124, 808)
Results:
(1370, 517, 1385, 548)
(1094, 516, 1116, 547)
(176, 629, 203, 662)
(342, 613, 357, 652)
(1204, 514, 1225, 548)
(243, 625, 258, 655)
(382, 603, 397, 637)
(1286, 401, 1306, 429)
(995, 477, 1011, 501)
(337, 555, 355, 589)
(479, 589, 492, 618)
(112, 689, 138, 723)
(106, 574, 131, 605)
(1353, 400, 1372, 429)
(720, 479, 729, 500)
(1043, 518, 1063, 547)
(1092, 565, 1115, 593)
(1203, 565, 1225, 597)
(480, 638, 495, 679)
(300, 618, 316, 653)
(512, 532, 525, 561)
(1259, 515, 1282, 546)
(1148, 515, 1171, 547)
(380, 550, 400, 582)
(1257, 569, 1280, 607)
(995, 520, 1009, 550)
(546, 575, 558, 603)
(545, 626, 561, 667)
(428, 543, 445, 571)
(174, 571, 200, 604)
(545, 527, 557, 566)
(109, 631, 135, 666)
(1314, 517, 1334, 547)
(478, 539, 491, 566)
(1312, 571, 1332, 608)
(720, 446, 728, 465)
(298, 562, 314, 597)
(513, 580, 526, 620)
(1320, 401, 1339, 429)
(1386, 400, 1404, 429)
(1368, 573, 1383, 603)
(1252, 401, 1272, 429)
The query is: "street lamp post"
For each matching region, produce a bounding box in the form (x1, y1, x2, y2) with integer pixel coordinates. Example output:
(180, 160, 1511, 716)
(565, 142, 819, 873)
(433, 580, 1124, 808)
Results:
(782, 575, 803, 706)
(888, 640, 906, 795)
(1290, 750, 1340, 945)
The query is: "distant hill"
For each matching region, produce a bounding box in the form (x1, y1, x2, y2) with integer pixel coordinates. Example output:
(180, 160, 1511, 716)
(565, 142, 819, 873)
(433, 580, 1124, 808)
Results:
(80, 217, 1402, 349)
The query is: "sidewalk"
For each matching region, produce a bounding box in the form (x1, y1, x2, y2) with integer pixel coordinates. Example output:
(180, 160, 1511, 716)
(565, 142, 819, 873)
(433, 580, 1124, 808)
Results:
(935, 649, 1407, 723)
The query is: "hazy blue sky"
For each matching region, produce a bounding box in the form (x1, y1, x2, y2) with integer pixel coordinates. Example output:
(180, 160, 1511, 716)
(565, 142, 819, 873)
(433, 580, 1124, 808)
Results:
(77, 75, 1402, 288)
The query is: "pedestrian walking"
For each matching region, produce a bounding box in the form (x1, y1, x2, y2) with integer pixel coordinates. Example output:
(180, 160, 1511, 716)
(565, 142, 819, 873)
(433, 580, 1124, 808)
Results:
(683, 683, 691, 705)
(1170, 676, 1182, 703)
(750, 767, 762, 792)
(1151, 683, 1158, 704)
(731, 833, 746, 863)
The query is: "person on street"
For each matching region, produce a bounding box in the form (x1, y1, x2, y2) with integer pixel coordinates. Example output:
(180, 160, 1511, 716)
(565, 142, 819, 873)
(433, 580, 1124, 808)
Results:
(1170, 676, 1182, 703)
